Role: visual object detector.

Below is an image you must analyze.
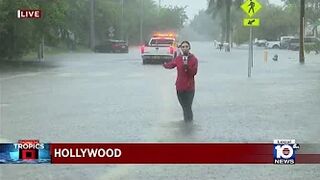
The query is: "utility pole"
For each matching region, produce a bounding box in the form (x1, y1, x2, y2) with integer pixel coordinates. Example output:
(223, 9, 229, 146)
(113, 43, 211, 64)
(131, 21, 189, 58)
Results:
(299, 0, 305, 64)
(90, 0, 95, 49)
(140, 0, 144, 44)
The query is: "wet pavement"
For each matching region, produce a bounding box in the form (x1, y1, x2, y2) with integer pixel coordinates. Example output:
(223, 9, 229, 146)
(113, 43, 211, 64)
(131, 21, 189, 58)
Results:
(0, 42, 320, 179)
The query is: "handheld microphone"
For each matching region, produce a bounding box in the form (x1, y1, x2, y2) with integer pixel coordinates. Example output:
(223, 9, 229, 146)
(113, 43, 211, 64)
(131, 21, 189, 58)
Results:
(183, 56, 188, 65)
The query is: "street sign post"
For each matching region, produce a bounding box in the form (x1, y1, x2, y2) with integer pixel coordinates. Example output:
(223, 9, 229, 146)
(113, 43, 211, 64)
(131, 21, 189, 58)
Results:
(241, 0, 262, 77)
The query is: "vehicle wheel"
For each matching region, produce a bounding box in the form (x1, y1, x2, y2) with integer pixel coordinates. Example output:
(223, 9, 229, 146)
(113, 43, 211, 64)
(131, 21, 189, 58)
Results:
(142, 59, 147, 65)
(272, 45, 280, 49)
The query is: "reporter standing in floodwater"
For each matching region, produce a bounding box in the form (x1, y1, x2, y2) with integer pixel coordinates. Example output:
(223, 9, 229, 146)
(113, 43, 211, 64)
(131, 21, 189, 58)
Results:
(163, 41, 198, 121)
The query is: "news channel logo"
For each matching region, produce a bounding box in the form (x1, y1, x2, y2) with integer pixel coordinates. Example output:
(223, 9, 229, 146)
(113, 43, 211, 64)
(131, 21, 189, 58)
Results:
(0, 140, 50, 164)
(273, 139, 300, 164)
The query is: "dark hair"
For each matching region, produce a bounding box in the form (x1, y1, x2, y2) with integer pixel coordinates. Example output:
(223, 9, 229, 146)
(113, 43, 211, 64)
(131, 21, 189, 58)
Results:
(180, 41, 191, 49)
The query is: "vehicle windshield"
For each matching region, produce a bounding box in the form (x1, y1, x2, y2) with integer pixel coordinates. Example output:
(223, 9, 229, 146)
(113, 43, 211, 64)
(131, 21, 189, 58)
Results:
(290, 39, 299, 43)
(150, 38, 174, 46)
(282, 38, 292, 42)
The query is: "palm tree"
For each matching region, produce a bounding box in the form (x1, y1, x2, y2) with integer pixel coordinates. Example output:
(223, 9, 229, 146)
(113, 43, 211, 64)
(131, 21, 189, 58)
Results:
(282, 0, 319, 38)
(306, 0, 320, 37)
(207, 0, 243, 52)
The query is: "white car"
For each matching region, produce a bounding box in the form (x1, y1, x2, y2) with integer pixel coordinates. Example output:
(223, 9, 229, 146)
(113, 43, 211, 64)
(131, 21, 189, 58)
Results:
(266, 41, 280, 49)
(254, 39, 267, 47)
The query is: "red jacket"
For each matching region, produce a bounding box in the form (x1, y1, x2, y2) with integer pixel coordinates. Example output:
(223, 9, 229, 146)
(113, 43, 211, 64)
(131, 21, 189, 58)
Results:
(163, 53, 198, 92)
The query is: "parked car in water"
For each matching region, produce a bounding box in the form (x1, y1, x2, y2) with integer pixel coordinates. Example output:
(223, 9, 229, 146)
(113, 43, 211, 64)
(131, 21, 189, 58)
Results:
(288, 37, 320, 51)
(266, 41, 280, 49)
(280, 36, 295, 49)
(254, 39, 267, 47)
(94, 39, 129, 53)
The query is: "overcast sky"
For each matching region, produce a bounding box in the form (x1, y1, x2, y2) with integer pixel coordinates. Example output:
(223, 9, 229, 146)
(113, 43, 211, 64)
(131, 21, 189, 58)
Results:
(158, 0, 284, 20)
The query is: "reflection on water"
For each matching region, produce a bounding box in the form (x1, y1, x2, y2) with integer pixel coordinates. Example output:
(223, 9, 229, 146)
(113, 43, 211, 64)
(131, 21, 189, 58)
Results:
(0, 60, 58, 75)
(158, 120, 202, 142)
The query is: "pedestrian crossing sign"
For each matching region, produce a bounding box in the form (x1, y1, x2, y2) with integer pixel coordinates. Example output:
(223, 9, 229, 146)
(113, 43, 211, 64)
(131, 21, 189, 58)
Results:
(243, 18, 260, 27)
(241, 0, 262, 17)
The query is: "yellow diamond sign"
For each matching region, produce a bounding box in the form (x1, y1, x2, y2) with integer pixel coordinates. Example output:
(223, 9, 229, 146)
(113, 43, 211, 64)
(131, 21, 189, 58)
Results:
(243, 18, 260, 27)
(241, 0, 262, 17)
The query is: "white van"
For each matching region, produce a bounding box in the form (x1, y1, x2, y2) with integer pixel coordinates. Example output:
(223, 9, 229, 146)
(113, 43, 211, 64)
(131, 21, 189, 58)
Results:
(280, 36, 295, 49)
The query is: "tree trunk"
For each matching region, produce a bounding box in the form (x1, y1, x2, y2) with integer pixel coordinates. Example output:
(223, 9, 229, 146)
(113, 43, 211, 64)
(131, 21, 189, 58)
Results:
(225, 0, 231, 52)
(220, 22, 226, 43)
(230, 26, 234, 48)
(90, 0, 95, 49)
(299, 0, 305, 64)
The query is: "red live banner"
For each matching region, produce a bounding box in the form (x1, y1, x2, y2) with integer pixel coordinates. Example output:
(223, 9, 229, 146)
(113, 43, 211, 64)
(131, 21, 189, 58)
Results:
(50, 143, 275, 164)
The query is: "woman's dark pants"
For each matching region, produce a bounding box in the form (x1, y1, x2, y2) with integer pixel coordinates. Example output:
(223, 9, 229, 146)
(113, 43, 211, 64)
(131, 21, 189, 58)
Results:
(177, 90, 195, 121)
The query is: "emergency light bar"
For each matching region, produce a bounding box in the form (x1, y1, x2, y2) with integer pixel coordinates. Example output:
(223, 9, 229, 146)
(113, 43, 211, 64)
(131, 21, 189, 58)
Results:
(152, 33, 176, 38)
